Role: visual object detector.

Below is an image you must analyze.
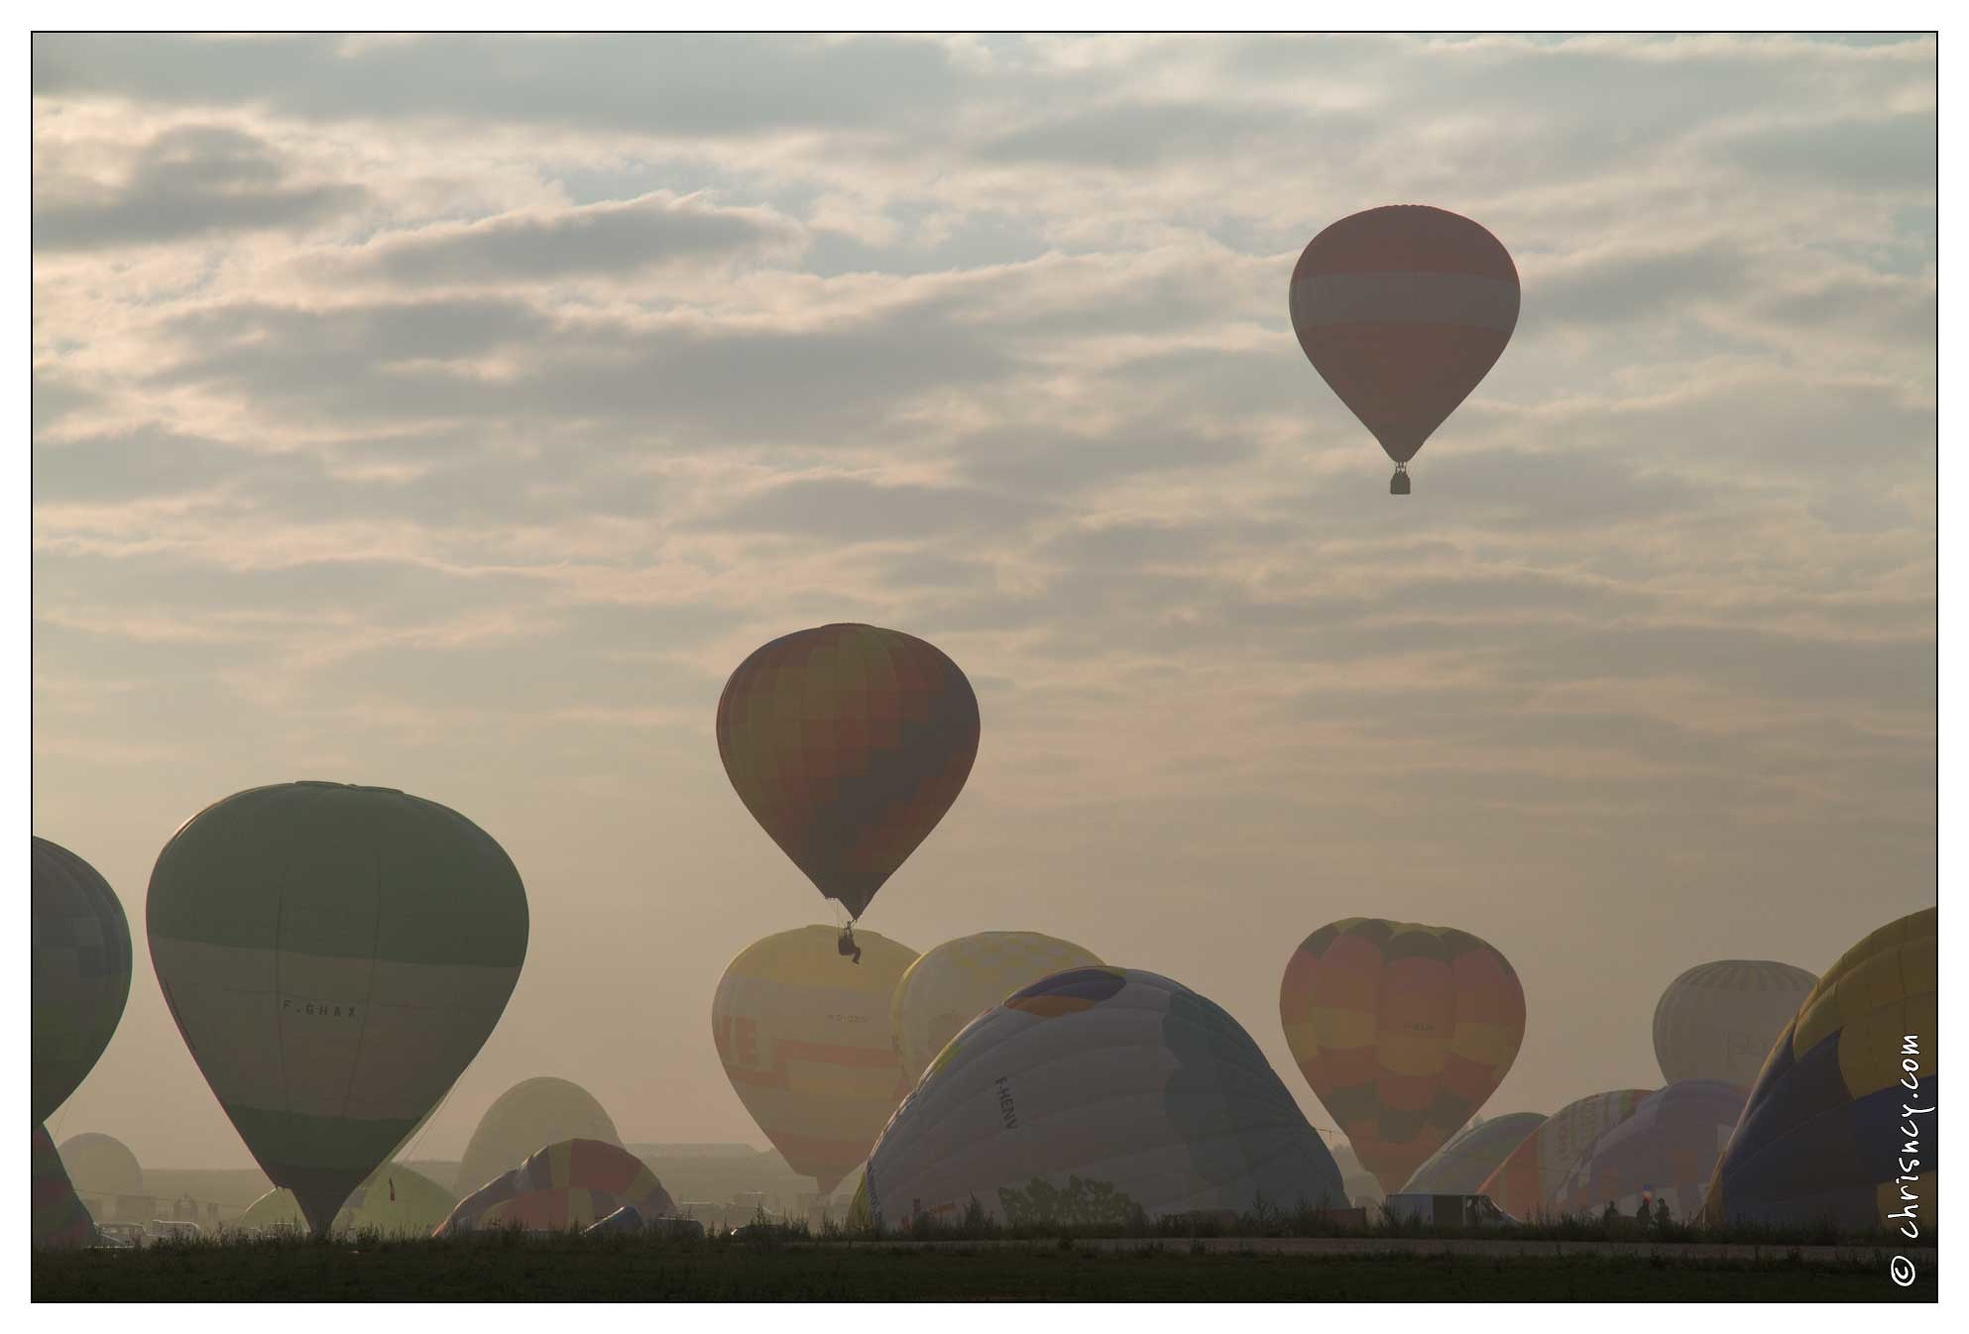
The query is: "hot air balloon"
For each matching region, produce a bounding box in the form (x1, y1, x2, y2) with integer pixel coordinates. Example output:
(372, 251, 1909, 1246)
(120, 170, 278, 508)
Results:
(717, 623, 978, 958)
(1279, 917, 1526, 1193)
(436, 1139, 676, 1235)
(1653, 960, 1818, 1088)
(58, 1133, 143, 1199)
(239, 1162, 457, 1237)
(712, 925, 917, 1195)
(33, 1123, 96, 1250)
(1549, 1080, 1746, 1221)
(33, 837, 133, 1123)
(1400, 1112, 1546, 1195)
(147, 781, 529, 1237)
(858, 967, 1345, 1227)
(456, 1076, 621, 1196)
(1478, 1088, 1653, 1221)
(890, 932, 1103, 1085)
(1289, 204, 1520, 493)
(1703, 907, 1936, 1232)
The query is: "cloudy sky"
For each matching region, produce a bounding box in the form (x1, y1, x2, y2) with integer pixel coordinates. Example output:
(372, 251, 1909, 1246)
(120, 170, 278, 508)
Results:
(31, 32, 1935, 1171)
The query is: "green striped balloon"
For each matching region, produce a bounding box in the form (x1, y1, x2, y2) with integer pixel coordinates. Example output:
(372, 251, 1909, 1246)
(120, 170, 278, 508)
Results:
(148, 782, 529, 1236)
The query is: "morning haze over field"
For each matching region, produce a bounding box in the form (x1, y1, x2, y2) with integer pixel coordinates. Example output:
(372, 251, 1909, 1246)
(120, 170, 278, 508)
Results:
(31, 32, 1934, 1177)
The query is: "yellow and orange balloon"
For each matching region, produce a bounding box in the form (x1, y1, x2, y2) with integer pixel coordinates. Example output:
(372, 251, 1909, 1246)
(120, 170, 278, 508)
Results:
(1279, 917, 1526, 1193)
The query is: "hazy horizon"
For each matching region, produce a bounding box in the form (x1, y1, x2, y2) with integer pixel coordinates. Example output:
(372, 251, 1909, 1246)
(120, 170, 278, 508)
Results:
(31, 32, 1935, 1173)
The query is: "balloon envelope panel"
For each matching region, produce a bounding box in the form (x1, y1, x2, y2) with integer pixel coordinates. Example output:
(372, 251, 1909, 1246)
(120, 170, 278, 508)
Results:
(1290, 205, 1519, 465)
(33, 1123, 97, 1250)
(891, 932, 1103, 1085)
(1653, 960, 1818, 1087)
(1279, 917, 1526, 1193)
(717, 623, 979, 920)
(1479, 1089, 1653, 1220)
(147, 781, 529, 1235)
(1703, 907, 1936, 1230)
(713, 925, 918, 1194)
(456, 1076, 621, 1196)
(1400, 1113, 1545, 1195)
(33, 837, 134, 1122)
(1551, 1081, 1746, 1220)
(437, 1138, 675, 1234)
(864, 967, 1346, 1227)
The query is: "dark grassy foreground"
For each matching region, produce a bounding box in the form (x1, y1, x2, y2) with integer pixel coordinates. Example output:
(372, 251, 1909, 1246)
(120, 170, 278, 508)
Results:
(36, 1230, 1938, 1302)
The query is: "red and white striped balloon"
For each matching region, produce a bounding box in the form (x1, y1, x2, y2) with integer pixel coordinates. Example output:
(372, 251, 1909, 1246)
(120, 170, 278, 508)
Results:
(1289, 205, 1519, 490)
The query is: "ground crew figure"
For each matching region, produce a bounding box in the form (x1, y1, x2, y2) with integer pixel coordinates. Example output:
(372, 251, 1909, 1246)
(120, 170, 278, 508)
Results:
(1653, 1196, 1672, 1229)
(1602, 1200, 1619, 1230)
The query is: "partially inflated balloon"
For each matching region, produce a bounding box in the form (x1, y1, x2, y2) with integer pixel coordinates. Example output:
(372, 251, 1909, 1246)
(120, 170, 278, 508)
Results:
(1279, 918, 1526, 1193)
(1400, 1112, 1546, 1195)
(1653, 960, 1818, 1087)
(1289, 205, 1519, 491)
(1550, 1081, 1745, 1221)
(239, 1162, 456, 1237)
(717, 623, 979, 920)
(148, 781, 529, 1236)
(456, 1076, 621, 1196)
(1703, 907, 1936, 1231)
(33, 837, 133, 1122)
(890, 932, 1103, 1084)
(437, 1139, 676, 1235)
(712, 926, 917, 1194)
(1479, 1088, 1653, 1220)
(860, 967, 1346, 1227)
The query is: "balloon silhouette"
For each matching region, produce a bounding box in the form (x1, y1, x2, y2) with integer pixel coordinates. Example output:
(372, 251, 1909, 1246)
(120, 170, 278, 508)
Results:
(717, 623, 980, 925)
(147, 781, 529, 1236)
(1290, 204, 1520, 493)
(33, 837, 133, 1123)
(1280, 917, 1527, 1193)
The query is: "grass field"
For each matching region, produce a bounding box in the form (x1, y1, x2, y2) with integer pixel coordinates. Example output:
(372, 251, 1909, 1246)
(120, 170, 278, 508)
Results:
(35, 1232, 1938, 1302)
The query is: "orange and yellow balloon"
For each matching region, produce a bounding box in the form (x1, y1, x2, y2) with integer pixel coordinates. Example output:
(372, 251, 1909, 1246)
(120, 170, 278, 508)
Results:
(1279, 917, 1527, 1193)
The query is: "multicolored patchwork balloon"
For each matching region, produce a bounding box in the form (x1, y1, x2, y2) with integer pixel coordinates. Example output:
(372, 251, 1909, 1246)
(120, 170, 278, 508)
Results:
(1550, 1080, 1746, 1221)
(147, 781, 529, 1236)
(1479, 1087, 1654, 1220)
(33, 836, 133, 1123)
(1400, 1112, 1546, 1195)
(717, 623, 980, 921)
(1289, 204, 1520, 493)
(437, 1138, 675, 1235)
(456, 1076, 621, 1197)
(858, 967, 1346, 1228)
(1279, 917, 1527, 1193)
(1703, 907, 1936, 1231)
(890, 931, 1103, 1085)
(712, 925, 918, 1194)
(1652, 959, 1819, 1088)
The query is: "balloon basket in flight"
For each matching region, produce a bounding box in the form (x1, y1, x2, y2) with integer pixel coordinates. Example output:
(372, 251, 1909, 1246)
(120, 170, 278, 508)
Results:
(1390, 466, 1411, 496)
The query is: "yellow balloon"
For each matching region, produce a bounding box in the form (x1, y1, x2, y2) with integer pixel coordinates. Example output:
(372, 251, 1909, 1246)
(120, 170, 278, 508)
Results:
(890, 932, 1103, 1085)
(711, 926, 916, 1194)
